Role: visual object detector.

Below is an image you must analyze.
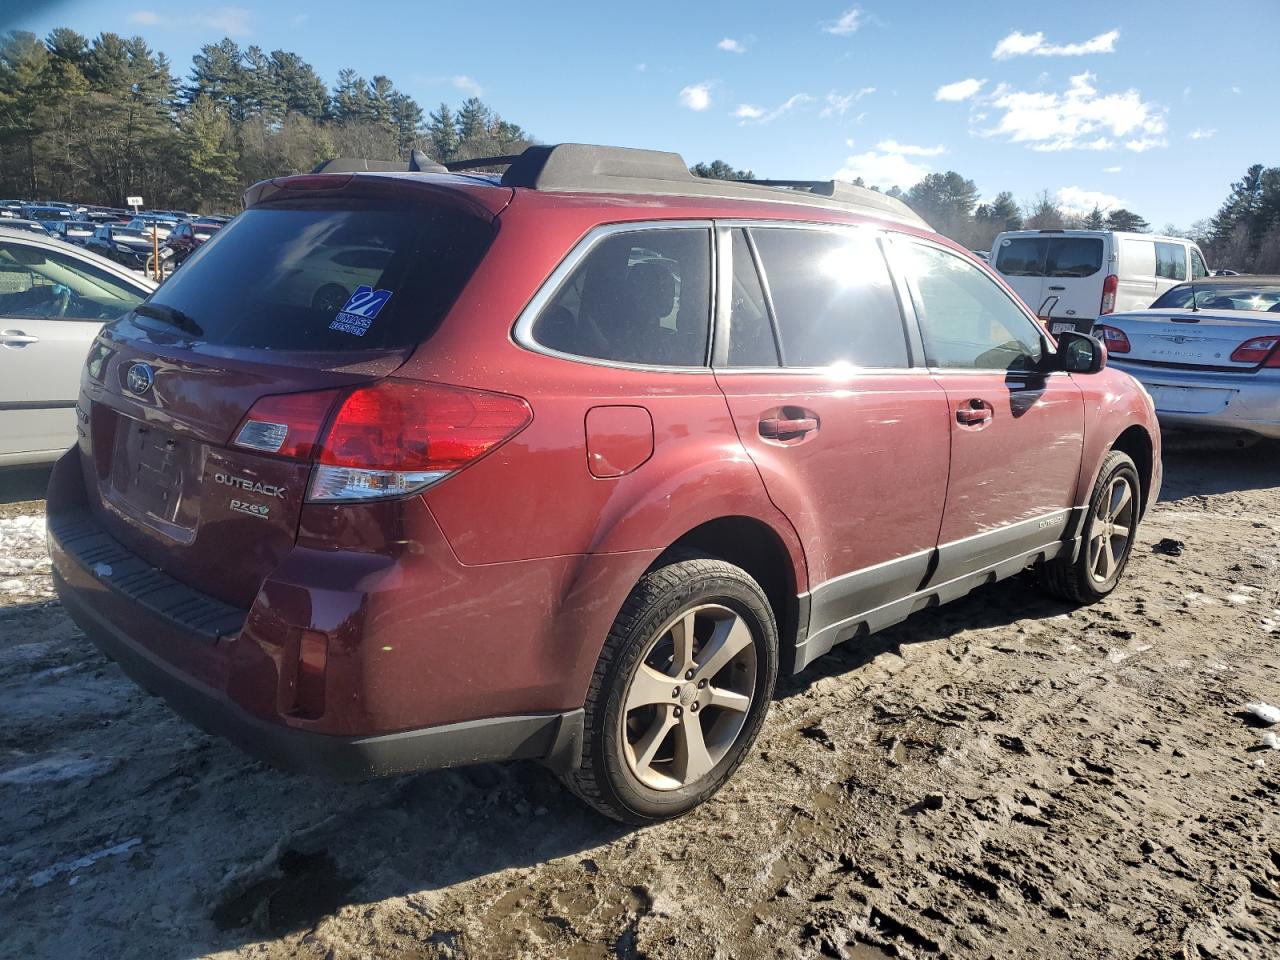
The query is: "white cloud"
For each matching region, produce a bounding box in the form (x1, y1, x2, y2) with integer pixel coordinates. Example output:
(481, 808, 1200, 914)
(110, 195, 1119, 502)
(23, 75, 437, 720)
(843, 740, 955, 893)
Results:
(819, 87, 875, 117)
(982, 72, 1166, 153)
(877, 138, 945, 156)
(834, 150, 930, 189)
(636, 63, 647, 72)
(1103, 165, 1123, 173)
(935, 78, 985, 102)
(1124, 135, 1167, 152)
(993, 28, 1119, 59)
(128, 6, 252, 35)
(201, 7, 252, 36)
(822, 7, 863, 35)
(1188, 127, 1216, 140)
(451, 75, 483, 97)
(1056, 185, 1126, 215)
(679, 83, 713, 111)
(717, 37, 746, 53)
(735, 93, 813, 124)
(1231, 85, 1243, 95)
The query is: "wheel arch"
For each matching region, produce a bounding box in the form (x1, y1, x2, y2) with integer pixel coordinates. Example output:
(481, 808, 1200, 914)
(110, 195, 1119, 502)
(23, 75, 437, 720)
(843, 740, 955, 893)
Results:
(1109, 424, 1154, 516)
(656, 515, 805, 662)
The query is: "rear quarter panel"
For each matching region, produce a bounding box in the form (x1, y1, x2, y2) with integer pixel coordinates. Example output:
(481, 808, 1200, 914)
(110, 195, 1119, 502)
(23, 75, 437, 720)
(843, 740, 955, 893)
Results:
(1073, 365, 1162, 515)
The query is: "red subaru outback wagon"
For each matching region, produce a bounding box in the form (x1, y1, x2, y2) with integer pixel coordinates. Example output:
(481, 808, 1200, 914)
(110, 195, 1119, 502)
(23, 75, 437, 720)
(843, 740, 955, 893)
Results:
(48, 144, 1161, 823)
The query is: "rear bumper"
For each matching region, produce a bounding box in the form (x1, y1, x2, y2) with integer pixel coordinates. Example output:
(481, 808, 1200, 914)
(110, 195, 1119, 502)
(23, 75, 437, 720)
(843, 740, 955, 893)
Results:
(46, 448, 587, 779)
(1110, 360, 1280, 440)
(53, 562, 582, 779)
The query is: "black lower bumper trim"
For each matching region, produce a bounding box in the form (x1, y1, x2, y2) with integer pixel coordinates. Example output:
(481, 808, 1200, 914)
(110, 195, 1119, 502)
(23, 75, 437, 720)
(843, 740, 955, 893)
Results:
(53, 566, 584, 781)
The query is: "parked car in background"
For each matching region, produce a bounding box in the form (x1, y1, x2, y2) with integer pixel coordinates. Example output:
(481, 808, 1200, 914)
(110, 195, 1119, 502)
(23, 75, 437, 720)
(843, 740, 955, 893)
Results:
(0, 226, 153, 466)
(4, 218, 53, 237)
(84, 224, 156, 271)
(991, 229, 1210, 335)
(1096, 276, 1280, 441)
(50, 221, 97, 246)
(1213, 269, 1242, 277)
(126, 216, 177, 240)
(46, 143, 1161, 824)
(22, 205, 75, 231)
(161, 218, 222, 267)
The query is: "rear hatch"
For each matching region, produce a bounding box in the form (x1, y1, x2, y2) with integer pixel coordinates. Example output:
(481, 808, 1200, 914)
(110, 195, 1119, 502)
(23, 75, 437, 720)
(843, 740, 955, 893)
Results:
(78, 174, 508, 609)
(994, 233, 1106, 332)
(1102, 310, 1280, 370)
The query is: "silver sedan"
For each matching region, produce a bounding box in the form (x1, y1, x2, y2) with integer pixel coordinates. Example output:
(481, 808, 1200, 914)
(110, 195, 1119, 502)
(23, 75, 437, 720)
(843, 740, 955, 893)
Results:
(1094, 276, 1280, 440)
(0, 227, 155, 466)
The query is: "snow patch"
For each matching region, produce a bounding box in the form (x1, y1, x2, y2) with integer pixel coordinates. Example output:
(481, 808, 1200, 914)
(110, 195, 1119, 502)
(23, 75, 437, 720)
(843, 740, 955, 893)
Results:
(28, 837, 142, 888)
(0, 756, 114, 786)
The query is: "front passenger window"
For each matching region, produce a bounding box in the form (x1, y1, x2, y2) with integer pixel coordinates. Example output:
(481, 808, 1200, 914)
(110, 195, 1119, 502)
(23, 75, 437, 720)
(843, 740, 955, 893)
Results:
(902, 241, 1044, 372)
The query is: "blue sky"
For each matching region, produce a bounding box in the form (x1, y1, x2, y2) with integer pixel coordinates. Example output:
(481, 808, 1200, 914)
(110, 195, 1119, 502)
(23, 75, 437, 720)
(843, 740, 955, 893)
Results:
(6, 0, 1277, 226)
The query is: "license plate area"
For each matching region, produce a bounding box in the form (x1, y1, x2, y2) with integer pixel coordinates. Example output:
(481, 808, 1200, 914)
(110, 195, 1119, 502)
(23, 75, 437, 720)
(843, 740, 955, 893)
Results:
(1145, 384, 1236, 414)
(106, 417, 198, 541)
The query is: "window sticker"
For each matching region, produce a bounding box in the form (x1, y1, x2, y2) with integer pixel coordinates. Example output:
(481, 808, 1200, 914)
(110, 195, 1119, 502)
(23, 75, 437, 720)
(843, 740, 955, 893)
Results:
(329, 285, 393, 336)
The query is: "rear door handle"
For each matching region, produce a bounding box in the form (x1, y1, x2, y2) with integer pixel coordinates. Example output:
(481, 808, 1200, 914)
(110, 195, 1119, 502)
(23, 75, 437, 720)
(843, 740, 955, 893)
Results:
(1, 329, 39, 347)
(1048, 284, 1066, 291)
(956, 399, 994, 427)
(759, 416, 819, 440)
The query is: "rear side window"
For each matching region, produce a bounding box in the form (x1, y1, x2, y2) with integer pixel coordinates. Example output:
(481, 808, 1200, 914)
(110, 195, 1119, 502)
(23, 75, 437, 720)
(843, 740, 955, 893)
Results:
(143, 201, 493, 351)
(750, 227, 908, 368)
(1046, 238, 1103, 277)
(902, 241, 1044, 372)
(1155, 241, 1188, 281)
(531, 228, 711, 366)
(0, 241, 145, 321)
(995, 237, 1047, 276)
(1191, 248, 1209, 280)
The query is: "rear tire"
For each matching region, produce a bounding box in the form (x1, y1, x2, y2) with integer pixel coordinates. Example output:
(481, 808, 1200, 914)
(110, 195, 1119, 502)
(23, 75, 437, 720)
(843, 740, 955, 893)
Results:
(1038, 450, 1141, 604)
(564, 554, 778, 824)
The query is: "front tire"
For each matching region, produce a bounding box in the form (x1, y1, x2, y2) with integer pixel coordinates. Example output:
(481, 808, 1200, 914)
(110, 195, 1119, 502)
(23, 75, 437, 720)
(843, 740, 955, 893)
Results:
(565, 555, 779, 824)
(1039, 449, 1142, 603)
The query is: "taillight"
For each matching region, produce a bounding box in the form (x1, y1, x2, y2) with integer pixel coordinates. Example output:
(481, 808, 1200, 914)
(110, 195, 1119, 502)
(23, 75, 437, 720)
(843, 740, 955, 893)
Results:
(1100, 274, 1118, 315)
(1230, 336, 1280, 366)
(310, 380, 531, 502)
(1095, 324, 1131, 353)
(231, 380, 531, 502)
(233, 389, 341, 459)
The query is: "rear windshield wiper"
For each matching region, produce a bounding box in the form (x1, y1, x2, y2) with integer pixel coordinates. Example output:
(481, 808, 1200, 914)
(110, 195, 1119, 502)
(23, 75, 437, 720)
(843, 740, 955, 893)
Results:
(134, 302, 203, 337)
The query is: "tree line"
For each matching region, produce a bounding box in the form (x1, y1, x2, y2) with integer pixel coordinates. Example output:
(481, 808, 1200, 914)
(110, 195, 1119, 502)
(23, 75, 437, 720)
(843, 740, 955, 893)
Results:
(0, 28, 533, 212)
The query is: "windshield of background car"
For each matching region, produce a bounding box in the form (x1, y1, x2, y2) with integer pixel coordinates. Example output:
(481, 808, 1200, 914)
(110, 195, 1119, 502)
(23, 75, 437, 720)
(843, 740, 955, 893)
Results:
(113, 229, 148, 242)
(142, 199, 494, 350)
(1151, 283, 1280, 312)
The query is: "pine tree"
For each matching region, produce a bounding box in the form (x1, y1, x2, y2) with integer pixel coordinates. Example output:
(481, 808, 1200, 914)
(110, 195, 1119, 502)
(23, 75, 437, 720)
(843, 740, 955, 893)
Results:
(427, 102, 459, 160)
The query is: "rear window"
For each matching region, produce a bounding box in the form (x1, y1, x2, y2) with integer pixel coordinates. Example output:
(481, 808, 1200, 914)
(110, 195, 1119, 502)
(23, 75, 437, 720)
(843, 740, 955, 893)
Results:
(1155, 241, 1187, 281)
(142, 201, 493, 351)
(994, 236, 1102, 278)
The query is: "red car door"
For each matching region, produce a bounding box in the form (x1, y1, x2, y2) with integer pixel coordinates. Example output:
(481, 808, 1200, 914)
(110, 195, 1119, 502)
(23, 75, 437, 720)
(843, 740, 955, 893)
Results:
(712, 225, 950, 668)
(890, 237, 1084, 584)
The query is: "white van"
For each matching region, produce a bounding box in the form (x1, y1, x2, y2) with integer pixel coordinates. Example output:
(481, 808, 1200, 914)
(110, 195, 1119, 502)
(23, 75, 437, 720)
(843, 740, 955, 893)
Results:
(990, 230, 1210, 334)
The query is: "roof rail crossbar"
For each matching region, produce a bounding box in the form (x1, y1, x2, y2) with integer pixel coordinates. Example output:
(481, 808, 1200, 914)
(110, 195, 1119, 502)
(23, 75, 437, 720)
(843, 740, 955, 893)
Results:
(443, 154, 522, 171)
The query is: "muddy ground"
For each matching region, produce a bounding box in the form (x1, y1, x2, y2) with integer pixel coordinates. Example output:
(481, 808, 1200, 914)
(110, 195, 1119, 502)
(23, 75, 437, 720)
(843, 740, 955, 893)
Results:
(2, 446, 1279, 960)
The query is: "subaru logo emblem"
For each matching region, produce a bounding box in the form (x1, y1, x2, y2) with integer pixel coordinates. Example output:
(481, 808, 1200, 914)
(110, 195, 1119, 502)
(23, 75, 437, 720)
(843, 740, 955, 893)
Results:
(126, 362, 155, 396)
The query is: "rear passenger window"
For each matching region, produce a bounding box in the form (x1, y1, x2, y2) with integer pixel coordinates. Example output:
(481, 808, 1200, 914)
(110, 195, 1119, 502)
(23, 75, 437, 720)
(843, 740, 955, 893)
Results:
(750, 227, 908, 368)
(1156, 241, 1187, 281)
(725, 229, 778, 366)
(902, 241, 1044, 372)
(1046, 238, 1103, 278)
(1191, 248, 1209, 280)
(532, 228, 711, 366)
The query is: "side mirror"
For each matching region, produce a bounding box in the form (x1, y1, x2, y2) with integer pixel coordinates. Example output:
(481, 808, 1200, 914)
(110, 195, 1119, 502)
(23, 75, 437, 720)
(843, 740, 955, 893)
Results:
(1056, 331, 1106, 374)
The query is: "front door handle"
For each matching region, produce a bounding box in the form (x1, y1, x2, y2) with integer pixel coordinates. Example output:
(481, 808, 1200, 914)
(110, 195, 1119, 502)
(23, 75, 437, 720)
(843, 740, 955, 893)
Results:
(1, 329, 39, 347)
(956, 399, 994, 427)
(759, 415, 819, 440)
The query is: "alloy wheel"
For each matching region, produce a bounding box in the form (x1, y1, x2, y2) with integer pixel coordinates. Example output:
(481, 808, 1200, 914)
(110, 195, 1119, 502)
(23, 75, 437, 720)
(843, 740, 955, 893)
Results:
(620, 603, 758, 791)
(1088, 474, 1136, 583)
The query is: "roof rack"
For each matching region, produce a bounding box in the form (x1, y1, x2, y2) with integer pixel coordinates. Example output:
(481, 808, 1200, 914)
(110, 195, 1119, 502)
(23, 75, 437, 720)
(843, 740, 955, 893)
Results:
(312, 143, 929, 228)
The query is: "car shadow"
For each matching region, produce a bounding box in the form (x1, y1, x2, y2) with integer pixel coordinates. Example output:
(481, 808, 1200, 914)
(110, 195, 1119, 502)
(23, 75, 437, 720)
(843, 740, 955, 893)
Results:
(1159, 437, 1280, 500)
(0, 464, 52, 507)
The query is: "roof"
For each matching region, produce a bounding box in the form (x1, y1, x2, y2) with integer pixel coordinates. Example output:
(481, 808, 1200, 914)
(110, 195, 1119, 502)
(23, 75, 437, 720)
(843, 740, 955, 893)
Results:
(1170, 274, 1280, 286)
(309, 142, 929, 229)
